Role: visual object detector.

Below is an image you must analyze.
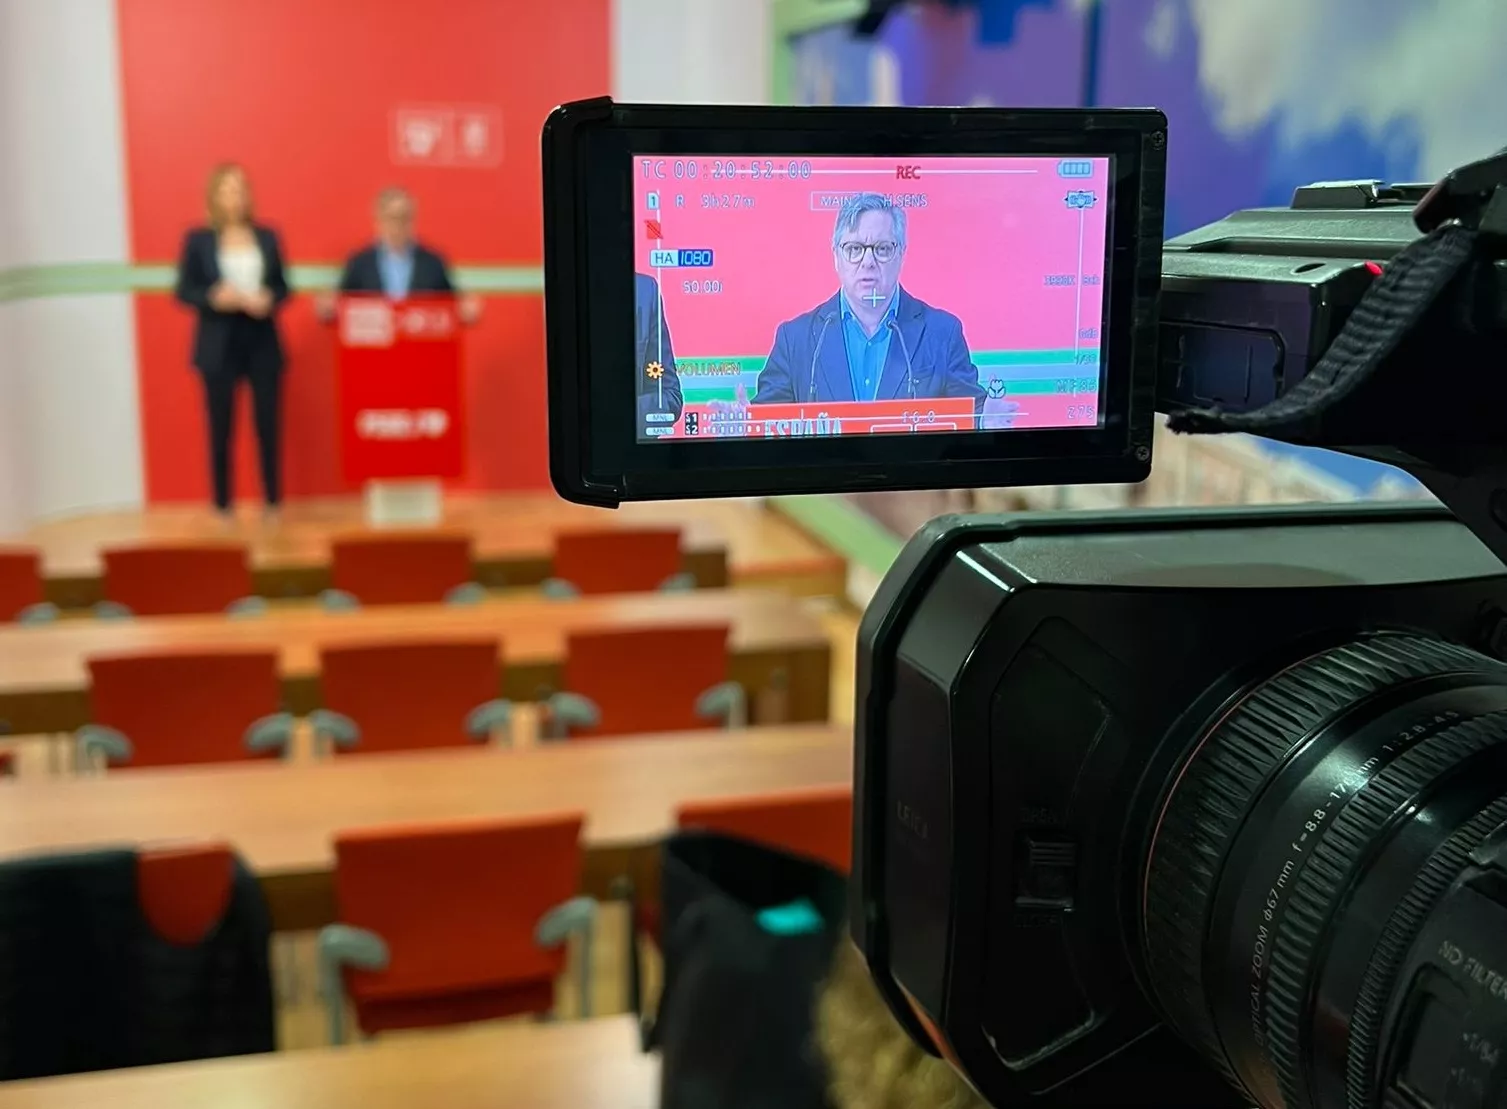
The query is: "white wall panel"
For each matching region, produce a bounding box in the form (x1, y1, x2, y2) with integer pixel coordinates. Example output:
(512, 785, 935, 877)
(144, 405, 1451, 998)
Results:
(614, 0, 771, 103)
(0, 0, 133, 266)
(8, 296, 145, 519)
(0, 0, 144, 526)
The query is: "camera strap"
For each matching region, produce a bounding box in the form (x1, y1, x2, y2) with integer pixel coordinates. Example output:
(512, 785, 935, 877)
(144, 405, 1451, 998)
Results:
(1166, 221, 1481, 438)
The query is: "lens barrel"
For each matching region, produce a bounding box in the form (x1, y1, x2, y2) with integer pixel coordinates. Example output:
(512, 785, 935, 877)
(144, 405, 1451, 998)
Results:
(1142, 633, 1507, 1109)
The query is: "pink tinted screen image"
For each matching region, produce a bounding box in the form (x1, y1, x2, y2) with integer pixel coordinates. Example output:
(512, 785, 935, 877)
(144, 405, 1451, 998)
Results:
(631, 155, 1111, 442)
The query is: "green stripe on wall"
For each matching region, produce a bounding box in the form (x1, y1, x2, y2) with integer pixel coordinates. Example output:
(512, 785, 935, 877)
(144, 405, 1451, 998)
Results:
(769, 494, 904, 577)
(0, 262, 546, 302)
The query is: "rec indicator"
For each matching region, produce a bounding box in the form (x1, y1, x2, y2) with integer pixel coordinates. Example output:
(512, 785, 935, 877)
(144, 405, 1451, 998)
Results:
(649, 248, 715, 268)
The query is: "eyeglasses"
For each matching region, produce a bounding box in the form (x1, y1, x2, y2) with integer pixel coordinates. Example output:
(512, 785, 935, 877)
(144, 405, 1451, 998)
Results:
(839, 241, 899, 264)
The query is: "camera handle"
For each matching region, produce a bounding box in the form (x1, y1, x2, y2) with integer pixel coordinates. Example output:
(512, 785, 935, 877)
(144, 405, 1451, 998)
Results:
(1169, 149, 1507, 568)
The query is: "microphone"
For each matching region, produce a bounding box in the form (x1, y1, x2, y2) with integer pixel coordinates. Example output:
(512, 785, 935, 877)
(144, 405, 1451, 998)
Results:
(886, 318, 916, 402)
(808, 312, 836, 402)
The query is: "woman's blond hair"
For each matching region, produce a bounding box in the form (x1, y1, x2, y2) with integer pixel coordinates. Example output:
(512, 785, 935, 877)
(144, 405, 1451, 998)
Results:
(817, 940, 988, 1109)
(205, 162, 252, 230)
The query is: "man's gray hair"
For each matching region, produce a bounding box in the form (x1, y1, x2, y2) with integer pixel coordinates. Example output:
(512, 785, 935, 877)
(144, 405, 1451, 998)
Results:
(375, 186, 414, 213)
(831, 192, 907, 252)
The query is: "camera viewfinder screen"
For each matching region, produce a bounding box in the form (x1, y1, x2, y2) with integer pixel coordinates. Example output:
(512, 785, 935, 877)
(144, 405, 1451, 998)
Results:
(631, 154, 1112, 442)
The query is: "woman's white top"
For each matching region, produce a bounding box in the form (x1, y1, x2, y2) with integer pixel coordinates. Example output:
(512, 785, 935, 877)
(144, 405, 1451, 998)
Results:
(217, 244, 265, 298)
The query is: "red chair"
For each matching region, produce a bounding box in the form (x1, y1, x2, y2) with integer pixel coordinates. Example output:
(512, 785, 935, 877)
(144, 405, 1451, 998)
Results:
(317, 813, 594, 1042)
(0, 547, 56, 624)
(544, 624, 745, 739)
(543, 528, 692, 597)
(311, 640, 512, 754)
(99, 544, 262, 618)
(77, 649, 293, 769)
(677, 786, 853, 873)
(0, 751, 15, 777)
(138, 843, 239, 946)
(324, 534, 480, 607)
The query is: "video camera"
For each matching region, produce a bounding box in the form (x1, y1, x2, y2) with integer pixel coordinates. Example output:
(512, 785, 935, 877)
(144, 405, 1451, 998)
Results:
(542, 98, 1507, 1109)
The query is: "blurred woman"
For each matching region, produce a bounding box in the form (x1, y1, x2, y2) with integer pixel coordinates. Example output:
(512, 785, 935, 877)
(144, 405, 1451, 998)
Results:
(817, 940, 987, 1109)
(174, 163, 290, 517)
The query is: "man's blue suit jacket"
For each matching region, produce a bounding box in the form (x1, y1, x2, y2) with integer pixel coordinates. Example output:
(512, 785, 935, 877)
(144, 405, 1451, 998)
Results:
(753, 287, 983, 407)
(636, 273, 683, 423)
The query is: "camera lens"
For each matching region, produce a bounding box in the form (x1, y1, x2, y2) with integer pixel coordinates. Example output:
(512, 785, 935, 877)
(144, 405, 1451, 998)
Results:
(1141, 633, 1507, 1109)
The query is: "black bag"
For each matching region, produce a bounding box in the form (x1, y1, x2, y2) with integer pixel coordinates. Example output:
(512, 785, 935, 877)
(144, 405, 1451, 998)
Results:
(644, 831, 848, 1109)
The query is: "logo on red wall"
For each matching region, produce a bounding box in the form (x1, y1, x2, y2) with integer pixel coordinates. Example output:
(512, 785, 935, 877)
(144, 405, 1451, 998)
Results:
(392, 104, 503, 167)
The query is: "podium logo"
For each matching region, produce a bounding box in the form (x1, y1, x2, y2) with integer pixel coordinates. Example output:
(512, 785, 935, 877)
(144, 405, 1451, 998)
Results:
(398, 306, 457, 339)
(342, 302, 395, 348)
(357, 409, 451, 440)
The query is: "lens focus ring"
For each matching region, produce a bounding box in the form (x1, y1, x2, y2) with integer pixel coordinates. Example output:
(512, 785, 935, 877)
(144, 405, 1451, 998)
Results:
(1264, 711, 1507, 1109)
(1344, 791, 1507, 1109)
(1142, 634, 1499, 1085)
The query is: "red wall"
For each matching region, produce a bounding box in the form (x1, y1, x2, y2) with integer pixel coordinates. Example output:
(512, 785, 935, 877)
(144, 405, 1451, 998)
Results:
(117, 0, 609, 502)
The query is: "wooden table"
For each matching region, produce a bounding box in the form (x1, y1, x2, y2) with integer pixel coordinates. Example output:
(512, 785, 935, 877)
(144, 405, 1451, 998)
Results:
(19, 494, 846, 606)
(0, 724, 853, 930)
(0, 589, 831, 735)
(0, 1017, 657, 1109)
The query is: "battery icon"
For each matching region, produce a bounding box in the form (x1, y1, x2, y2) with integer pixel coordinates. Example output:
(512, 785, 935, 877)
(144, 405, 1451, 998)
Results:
(1058, 160, 1094, 178)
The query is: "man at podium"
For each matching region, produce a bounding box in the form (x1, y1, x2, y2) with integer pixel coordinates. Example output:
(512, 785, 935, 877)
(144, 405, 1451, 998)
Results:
(319, 187, 480, 324)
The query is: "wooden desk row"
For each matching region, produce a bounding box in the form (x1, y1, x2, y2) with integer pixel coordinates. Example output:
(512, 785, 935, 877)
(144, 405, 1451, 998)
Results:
(0, 1017, 656, 1109)
(19, 494, 847, 606)
(0, 724, 853, 931)
(0, 589, 831, 734)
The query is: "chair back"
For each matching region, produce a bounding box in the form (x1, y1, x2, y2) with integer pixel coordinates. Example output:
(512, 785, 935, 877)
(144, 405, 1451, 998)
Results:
(0, 843, 274, 1080)
(0, 548, 45, 622)
(138, 843, 238, 946)
(562, 624, 731, 737)
(87, 649, 282, 768)
(677, 786, 853, 873)
(321, 639, 501, 753)
(330, 534, 473, 605)
(332, 813, 585, 1032)
(101, 544, 254, 616)
(552, 528, 683, 595)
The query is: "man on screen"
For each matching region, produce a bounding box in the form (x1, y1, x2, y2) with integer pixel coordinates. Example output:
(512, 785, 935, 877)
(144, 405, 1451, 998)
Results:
(637, 272, 683, 428)
(752, 193, 983, 408)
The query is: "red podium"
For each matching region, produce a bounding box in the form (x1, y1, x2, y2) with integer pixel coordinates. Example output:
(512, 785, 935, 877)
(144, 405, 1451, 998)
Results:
(336, 296, 465, 524)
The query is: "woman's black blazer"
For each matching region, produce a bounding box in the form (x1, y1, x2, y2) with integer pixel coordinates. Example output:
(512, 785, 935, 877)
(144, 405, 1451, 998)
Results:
(173, 226, 290, 376)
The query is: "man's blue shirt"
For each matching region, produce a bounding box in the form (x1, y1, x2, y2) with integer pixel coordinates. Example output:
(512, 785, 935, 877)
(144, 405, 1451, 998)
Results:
(378, 245, 415, 299)
(839, 291, 896, 402)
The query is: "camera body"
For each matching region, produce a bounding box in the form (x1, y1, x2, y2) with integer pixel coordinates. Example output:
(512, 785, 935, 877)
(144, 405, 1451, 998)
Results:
(541, 100, 1507, 1108)
(853, 504, 1507, 1106)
